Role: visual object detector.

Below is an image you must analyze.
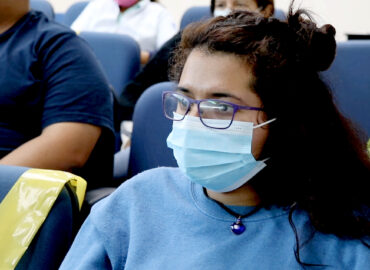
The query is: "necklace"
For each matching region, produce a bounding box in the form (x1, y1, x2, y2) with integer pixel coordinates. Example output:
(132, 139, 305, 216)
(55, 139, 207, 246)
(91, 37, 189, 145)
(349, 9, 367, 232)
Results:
(203, 188, 261, 235)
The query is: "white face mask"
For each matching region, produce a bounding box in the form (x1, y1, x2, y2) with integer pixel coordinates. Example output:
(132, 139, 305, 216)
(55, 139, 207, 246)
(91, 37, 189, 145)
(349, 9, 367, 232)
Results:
(213, 8, 232, 17)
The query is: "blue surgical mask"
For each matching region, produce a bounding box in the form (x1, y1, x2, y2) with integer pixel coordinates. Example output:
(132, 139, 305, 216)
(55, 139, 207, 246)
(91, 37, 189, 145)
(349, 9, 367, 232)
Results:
(213, 8, 232, 17)
(167, 115, 275, 192)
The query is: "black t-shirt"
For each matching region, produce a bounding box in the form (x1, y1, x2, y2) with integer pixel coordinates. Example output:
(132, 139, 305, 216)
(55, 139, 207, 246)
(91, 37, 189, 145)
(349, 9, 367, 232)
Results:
(0, 11, 115, 189)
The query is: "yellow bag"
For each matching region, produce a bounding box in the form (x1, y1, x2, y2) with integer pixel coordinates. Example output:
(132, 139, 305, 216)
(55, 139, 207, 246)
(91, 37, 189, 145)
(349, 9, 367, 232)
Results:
(0, 169, 86, 270)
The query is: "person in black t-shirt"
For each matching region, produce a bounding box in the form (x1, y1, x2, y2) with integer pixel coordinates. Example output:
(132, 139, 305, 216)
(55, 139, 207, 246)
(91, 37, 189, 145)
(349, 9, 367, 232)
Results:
(0, 0, 115, 190)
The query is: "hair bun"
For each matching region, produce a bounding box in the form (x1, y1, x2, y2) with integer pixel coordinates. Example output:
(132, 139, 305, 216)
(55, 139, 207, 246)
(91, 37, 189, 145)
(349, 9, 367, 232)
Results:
(310, 24, 337, 71)
(320, 24, 336, 36)
(288, 10, 337, 72)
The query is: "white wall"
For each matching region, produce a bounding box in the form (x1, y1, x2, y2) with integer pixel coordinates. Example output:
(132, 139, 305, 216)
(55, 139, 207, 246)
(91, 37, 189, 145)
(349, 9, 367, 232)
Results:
(274, 0, 370, 41)
(49, 0, 370, 41)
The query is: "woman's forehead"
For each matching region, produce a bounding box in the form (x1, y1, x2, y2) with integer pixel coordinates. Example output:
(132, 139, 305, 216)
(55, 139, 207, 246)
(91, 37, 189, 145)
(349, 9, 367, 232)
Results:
(179, 50, 256, 100)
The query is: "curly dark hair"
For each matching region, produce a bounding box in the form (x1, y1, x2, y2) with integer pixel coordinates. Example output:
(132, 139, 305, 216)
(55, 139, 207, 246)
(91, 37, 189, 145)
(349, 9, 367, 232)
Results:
(170, 4, 370, 268)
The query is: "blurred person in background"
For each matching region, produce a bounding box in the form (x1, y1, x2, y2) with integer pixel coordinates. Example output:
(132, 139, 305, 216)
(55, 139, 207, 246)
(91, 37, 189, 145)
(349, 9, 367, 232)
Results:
(0, 0, 115, 190)
(71, 0, 178, 65)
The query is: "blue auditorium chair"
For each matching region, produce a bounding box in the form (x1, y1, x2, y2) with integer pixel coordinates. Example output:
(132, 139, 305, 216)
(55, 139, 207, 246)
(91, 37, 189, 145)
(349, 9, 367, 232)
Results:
(63, 1, 89, 26)
(273, 9, 286, 20)
(79, 32, 141, 98)
(30, 0, 55, 20)
(0, 165, 86, 270)
(79, 32, 141, 151)
(114, 82, 177, 181)
(180, 6, 212, 30)
(322, 40, 370, 137)
(180, 6, 286, 30)
(55, 13, 65, 24)
(128, 82, 178, 177)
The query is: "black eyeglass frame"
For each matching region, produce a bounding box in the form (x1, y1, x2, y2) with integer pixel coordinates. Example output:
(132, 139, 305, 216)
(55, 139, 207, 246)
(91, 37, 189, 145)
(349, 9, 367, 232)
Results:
(162, 91, 264, 129)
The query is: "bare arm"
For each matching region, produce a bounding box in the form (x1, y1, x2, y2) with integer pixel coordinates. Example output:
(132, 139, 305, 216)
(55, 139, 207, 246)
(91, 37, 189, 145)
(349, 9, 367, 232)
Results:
(0, 122, 101, 171)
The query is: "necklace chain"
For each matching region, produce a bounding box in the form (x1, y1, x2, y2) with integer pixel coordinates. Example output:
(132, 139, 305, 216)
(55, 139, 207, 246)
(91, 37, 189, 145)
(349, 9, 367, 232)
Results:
(202, 187, 261, 219)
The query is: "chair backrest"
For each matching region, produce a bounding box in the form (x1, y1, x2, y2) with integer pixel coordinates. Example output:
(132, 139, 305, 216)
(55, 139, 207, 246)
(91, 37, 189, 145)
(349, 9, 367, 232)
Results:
(128, 82, 178, 177)
(0, 165, 82, 270)
(180, 6, 212, 30)
(273, 8, 286, 20)
(79, 32, 141, 152)
(322, 40, 370, 137)
(64, 1, 89, 26)
(180, 6, 286, 30)
(30, 0, 55, 20)
(79, 32, 141, 98)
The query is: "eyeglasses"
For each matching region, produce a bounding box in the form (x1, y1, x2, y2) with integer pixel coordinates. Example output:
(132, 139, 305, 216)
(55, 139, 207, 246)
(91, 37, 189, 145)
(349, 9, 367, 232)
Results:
(162, 91, 264, 129)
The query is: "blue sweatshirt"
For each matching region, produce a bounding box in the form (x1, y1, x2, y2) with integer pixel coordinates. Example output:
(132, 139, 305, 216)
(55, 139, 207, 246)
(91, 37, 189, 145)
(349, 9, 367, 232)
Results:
(60, 167, 369, 269)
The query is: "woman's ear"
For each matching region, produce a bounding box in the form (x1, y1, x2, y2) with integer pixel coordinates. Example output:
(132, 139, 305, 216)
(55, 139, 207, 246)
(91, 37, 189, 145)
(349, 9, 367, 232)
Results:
(261, 4, 274, 18)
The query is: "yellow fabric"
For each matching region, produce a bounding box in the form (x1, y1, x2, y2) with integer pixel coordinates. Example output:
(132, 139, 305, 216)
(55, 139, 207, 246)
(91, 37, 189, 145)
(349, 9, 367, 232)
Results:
(0, 169, 87, 270)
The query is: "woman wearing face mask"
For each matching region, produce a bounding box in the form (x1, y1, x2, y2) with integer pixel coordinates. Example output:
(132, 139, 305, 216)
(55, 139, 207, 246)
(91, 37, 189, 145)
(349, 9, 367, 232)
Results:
(71, 0, 177, 64)
(61, 6, 370, 270)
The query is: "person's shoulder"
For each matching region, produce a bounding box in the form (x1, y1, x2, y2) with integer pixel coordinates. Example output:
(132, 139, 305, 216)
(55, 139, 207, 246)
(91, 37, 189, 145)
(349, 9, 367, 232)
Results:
(121, 167, 184, 192)
(87, 0, 113, 8)
(27, 11, 76, 37)
(97, 167, 183, 204)
(25, 11, 85, 50)
(145, 1, 171, 14)
(8, 11, 76, 46)
(316, 234, 369, 269)
(90, 167, 184, 219)
(77, 0, 117, 15)
(291, 209, 370, 268)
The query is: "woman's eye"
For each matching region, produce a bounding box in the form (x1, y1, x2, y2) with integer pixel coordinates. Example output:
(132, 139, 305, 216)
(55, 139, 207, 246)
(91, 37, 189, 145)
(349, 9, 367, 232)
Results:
(219, 104, 233, 112)
(211, 103, 233, 113)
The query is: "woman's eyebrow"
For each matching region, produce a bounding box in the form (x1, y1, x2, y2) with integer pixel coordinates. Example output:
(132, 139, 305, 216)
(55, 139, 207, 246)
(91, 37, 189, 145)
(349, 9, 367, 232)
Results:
(177, 86, 190, 94)
(211, 92, 242, 101)
(176, 86, 242, 101)
(215, 0, 226, 5)
(178, 86, 243, 101)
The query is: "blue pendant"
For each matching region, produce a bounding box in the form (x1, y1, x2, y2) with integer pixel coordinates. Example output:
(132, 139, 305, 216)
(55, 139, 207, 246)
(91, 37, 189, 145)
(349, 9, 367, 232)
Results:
(230, 218, 246, 235)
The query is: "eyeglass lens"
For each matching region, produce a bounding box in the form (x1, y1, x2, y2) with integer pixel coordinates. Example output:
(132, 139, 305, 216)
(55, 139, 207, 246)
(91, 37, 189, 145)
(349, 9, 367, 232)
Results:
(164, 93, 188, 120)
(164, 92, 234, 128)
